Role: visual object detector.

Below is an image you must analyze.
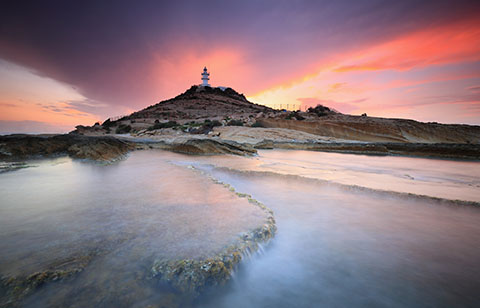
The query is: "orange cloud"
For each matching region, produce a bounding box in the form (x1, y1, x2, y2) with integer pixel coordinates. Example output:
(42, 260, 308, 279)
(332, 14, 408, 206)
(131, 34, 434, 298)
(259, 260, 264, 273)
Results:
(328, 82, 347, 92)
(0, 60, 102, 130)
(334, 18, 480, 73)
(0, 100, 100, 126)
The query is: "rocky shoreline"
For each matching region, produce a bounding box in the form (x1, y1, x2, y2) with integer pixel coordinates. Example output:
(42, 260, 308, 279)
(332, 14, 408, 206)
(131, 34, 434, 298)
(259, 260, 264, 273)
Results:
(0, 134, 134, 163)
(1, 133, 479, 164)
(0, 131, 477, 305)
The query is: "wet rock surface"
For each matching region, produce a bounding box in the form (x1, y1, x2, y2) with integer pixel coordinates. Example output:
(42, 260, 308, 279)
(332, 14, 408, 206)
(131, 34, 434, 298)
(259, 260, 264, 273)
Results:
(0, 238, 127, 307)
(0, 134, 134, 162)
(150, 175, 276, 297)
(0, 162, 30, 173)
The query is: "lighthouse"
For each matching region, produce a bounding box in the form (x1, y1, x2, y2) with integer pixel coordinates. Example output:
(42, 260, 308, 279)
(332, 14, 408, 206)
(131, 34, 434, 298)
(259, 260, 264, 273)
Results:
(201, 66, 210, 87)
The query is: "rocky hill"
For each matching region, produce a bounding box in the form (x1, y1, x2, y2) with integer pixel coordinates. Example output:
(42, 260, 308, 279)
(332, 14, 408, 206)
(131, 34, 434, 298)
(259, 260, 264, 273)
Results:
(134, 85, 273, 121)
(72, 85, 480, 148)
(75, 86, 276, 136)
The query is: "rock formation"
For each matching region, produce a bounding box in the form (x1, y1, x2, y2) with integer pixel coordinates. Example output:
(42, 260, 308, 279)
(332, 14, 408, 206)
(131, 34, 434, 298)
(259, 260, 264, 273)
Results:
(0, 134, 134, 162)
(258, 113, 480, 144)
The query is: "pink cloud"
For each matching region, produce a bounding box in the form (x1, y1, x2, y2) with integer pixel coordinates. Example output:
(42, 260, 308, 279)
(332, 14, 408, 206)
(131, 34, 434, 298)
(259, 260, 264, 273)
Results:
(334, 18, 480, 73)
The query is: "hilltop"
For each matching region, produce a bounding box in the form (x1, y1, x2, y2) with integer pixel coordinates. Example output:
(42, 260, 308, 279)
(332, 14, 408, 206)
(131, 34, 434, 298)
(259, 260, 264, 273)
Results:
(77, 86, 276, 136)
(134, 85, 273, 121)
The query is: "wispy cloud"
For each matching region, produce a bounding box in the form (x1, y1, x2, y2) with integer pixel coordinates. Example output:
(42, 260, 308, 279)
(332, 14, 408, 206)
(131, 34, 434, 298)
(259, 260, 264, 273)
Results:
(0, 120, 74, 134)
(333, 18, 480, 73)
(467, 85, 480, 92)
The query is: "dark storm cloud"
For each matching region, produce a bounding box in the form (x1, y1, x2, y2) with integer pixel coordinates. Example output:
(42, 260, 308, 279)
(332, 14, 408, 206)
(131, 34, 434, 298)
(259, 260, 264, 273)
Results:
(1, 0, 479, 109)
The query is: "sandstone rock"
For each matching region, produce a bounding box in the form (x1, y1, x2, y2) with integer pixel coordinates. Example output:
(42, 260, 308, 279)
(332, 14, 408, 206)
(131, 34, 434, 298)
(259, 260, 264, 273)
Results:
(166, 139, 257, 156)
(0, 135, 134, 162)
(258, 114, 480, 144)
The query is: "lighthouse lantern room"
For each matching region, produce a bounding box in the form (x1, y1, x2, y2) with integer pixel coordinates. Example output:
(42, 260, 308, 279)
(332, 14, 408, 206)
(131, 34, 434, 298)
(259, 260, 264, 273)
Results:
(201, 66, 210, 87)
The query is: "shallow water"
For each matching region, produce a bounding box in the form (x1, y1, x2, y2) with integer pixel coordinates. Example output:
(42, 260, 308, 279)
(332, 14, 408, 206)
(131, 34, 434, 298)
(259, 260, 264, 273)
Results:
(185, 150, 480, 307)
(195, 168, 480, 307)
(0, 151, 266, 307)
(192, 149, 480, 202)
(1, 149, 480, 307)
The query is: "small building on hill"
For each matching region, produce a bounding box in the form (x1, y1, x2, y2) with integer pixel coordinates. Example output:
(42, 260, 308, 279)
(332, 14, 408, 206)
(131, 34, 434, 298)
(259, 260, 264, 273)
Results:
(201, 66, 210, 87)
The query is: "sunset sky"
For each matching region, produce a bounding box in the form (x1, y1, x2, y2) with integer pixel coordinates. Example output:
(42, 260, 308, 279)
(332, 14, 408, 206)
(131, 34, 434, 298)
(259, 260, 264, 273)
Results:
(1, 0, 480, 133)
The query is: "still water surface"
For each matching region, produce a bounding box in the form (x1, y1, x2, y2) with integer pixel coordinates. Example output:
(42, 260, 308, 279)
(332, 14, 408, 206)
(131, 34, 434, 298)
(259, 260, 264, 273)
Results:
(1, 150, 479, 307)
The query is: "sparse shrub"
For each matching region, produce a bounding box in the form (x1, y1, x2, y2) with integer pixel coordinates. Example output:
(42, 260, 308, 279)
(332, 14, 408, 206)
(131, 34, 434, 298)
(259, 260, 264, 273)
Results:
(147, 121, 179, 131)
(102, 119, 114, 127)
(294, 113, 305, 120)
(307, 105, 333, 117)
(227, 119, 244, 126)
(204, 120, 222, 128)
(154, 119, 160, 124)
(361, 113, 367, 117)
(251, 121, 265, 128)
(190, 120, 222, 135)
(115, 124, 132, 134)
(158, 121, 178, 129)
(286, 111, 305, 120)
(187, 121, 203, 128)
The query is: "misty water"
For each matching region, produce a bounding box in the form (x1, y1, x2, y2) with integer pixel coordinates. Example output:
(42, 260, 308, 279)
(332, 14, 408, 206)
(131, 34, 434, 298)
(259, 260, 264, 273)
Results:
(1, 150, 480, 307)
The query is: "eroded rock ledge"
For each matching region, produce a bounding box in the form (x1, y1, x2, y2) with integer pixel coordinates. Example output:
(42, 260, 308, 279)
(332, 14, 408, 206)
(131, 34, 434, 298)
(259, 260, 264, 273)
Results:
(0, 134, 135, 162)
(150, 169, 276, 296)
(135, 138, 257, 156)
(0, 135, 257, 165)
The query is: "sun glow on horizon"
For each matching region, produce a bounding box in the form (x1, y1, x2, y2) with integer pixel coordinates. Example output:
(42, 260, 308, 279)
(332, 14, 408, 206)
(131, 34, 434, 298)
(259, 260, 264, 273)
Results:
(248, 17, 480, 124)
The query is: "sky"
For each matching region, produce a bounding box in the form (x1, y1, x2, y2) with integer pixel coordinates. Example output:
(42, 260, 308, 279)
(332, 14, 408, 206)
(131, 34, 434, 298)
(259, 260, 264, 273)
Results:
(1, 0, 480, 133)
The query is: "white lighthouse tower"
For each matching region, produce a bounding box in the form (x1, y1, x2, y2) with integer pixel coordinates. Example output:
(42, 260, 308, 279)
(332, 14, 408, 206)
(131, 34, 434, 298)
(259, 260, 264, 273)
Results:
(201, 66, 210, 87)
